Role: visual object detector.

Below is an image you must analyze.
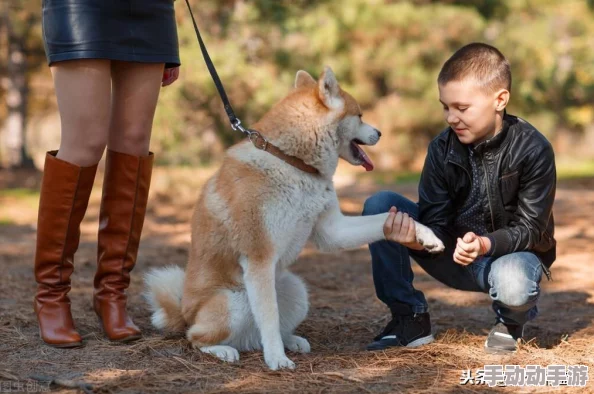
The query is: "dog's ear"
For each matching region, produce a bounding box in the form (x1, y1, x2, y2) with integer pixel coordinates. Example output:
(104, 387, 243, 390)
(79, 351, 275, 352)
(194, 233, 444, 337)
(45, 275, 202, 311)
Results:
(318, 66, 343, 110)
(294, 70, 316, 89)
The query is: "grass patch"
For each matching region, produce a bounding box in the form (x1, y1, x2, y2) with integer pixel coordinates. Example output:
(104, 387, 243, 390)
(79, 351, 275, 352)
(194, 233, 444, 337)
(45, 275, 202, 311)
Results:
(0, 217, 15, 226)
(357, 170, 421, 186)
(0, 188, 39, 199)
(556, 159, 594, 180)
(0, 188, 40, 214)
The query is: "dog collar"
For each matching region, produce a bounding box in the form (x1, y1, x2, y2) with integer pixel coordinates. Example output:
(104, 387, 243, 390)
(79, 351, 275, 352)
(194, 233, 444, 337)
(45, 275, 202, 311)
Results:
(248, 131, 319, 175)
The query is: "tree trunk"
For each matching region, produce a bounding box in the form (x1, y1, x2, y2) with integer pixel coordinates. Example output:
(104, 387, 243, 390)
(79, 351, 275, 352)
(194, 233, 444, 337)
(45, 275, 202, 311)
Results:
(0, 5, 34, 169)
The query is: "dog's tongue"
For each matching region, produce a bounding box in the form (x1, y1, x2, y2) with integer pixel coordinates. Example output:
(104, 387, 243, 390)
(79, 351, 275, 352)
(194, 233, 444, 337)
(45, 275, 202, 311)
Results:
(353, 143, 374, 171)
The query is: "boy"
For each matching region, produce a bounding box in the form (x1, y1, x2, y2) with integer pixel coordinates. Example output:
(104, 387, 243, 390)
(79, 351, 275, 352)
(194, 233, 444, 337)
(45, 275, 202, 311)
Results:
(362, 43, 556, 354)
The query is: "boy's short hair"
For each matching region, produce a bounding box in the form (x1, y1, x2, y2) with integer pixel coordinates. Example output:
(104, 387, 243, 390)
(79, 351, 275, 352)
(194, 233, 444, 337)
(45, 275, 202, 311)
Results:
(438, 42, 511, 93)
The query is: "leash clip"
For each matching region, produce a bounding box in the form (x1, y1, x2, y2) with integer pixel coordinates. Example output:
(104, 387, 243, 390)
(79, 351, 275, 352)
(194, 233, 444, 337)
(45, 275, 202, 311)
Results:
(232, 118, 268, 151)
(247, 130, 268, 151)
(231, 118, 244, 132)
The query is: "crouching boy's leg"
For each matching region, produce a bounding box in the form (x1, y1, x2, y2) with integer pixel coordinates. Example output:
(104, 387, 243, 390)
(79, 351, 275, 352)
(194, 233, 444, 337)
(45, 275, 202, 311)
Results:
(473, 252, 543, 354)
(362, 191, 434, 350)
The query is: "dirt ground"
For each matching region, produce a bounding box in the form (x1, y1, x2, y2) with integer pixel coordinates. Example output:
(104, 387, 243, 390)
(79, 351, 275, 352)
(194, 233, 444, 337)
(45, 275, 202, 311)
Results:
(0, 166, 593, 393)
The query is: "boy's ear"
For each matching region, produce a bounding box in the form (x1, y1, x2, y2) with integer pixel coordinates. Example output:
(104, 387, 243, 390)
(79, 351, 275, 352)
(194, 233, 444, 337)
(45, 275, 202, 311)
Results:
(318, 66, 344, 110)
(494, 89, 510, 112)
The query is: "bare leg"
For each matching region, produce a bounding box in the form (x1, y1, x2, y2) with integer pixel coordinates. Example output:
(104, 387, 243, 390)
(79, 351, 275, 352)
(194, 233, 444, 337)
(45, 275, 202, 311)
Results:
(50, 59, 112, 166)
(108, 61, 164, 156)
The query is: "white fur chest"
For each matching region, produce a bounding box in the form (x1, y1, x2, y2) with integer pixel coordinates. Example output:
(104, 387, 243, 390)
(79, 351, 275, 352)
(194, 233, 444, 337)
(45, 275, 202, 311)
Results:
(230, 143, 335, 269)
(265, 173, 334, 269)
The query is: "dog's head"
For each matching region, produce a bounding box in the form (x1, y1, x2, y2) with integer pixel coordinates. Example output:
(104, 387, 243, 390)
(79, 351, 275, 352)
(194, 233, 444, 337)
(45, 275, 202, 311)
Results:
(293, 67, 381, 172)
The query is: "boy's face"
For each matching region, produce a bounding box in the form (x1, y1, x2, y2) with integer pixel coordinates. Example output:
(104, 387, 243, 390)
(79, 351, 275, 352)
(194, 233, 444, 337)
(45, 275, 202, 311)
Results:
(438, 79, 508, 145)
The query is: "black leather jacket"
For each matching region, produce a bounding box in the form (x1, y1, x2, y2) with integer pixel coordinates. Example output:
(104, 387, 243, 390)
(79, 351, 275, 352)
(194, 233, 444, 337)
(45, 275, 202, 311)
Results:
(418, 113, 557, 271)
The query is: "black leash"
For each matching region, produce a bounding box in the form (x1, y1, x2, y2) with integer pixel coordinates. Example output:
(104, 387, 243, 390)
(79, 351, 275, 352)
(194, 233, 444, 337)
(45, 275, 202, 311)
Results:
(181, 1, 319, 175)
(184, 0, 251, 136)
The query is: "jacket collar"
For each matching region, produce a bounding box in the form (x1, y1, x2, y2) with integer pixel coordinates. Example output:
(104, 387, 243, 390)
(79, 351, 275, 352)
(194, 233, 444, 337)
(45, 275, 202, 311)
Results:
(472, 112, 513, 155)
(446, 112, 514, 164)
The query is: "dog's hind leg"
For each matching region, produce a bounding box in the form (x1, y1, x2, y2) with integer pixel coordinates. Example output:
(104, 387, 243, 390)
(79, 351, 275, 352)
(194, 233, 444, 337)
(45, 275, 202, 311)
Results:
(277, 271, 311, 353)
(186, 291, 241, 363)
(199, 345, 239, 362)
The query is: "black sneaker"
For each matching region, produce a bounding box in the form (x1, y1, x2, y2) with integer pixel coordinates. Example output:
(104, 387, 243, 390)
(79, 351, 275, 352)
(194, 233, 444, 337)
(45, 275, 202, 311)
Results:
(484, 321, 523, 354)
(366, 313, 434, 351)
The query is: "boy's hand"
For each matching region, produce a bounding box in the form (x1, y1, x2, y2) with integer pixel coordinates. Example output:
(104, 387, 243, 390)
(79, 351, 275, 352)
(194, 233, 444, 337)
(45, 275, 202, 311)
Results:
(383, 207, 424, 250)
(454, 232, 488, 265)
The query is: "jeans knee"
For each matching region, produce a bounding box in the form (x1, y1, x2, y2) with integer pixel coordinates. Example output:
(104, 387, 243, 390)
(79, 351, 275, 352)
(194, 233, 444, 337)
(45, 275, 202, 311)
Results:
(491, 276, 540, 310)
(363, 191, 413, 216)
(488, 252, 542, 309)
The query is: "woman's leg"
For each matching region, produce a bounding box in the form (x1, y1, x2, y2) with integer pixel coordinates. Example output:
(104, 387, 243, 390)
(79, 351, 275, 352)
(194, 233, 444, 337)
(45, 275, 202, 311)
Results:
(35, 59, 111, 347)
(93, 61, 164, 341)
(107, 60, 164, 155)
(52, 59, 112, 165)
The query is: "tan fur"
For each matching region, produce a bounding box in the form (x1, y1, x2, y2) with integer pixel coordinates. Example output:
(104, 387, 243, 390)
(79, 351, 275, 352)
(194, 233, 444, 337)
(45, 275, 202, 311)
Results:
(341, 90, 362, 117)
(155, 291, 186, 332)
(187, 291, 231, 346)
(181, 155, 275, 342)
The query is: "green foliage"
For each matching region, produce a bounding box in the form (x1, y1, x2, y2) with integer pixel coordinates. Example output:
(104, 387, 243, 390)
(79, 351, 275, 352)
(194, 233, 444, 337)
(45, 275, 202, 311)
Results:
(3, 0, 594, 168)
(557, 158, 594, 179)
(150, 0, 594, 167)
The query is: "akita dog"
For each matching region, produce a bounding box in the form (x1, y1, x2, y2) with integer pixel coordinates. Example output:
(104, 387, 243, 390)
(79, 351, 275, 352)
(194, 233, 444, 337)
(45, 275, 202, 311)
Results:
(144, 67, 444, 370)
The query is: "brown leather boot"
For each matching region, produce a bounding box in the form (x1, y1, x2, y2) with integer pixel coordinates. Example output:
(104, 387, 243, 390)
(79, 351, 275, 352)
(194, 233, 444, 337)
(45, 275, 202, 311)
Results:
(34, 151, 98, 348)
(94, 149, 153, 342)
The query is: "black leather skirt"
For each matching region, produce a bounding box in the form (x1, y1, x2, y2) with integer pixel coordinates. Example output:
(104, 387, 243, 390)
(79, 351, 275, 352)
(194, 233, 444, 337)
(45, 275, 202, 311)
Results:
(42, 0, 180, 68)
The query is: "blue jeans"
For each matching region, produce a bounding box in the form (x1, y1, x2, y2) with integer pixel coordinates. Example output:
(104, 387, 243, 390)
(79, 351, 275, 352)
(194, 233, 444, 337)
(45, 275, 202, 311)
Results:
(363, 191, 543, 326)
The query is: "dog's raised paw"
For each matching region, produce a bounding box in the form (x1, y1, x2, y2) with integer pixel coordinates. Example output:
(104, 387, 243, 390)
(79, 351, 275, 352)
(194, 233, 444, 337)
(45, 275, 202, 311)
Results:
(416, 224, 445, 253)
(265, 353, 296, 370)
(200, 345, 240, 363)
(423, 238, 445, 253)
(284, 335, 311, 353)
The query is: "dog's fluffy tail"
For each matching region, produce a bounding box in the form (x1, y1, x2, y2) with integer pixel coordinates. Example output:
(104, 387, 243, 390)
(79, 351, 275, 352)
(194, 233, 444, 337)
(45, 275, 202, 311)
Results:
(144, 266, 186, 332)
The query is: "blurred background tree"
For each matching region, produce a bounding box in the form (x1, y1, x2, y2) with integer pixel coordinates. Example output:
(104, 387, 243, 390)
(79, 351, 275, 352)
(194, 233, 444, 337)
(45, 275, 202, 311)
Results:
(0, 0, 44, 168)
(0, 0, 593, 170)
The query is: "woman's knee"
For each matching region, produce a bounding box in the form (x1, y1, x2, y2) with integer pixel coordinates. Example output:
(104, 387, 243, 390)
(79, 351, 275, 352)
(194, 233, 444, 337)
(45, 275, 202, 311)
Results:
(57, 129, 108, 166)
(363, 191, 415, 216)
(108, 124, 152, 156)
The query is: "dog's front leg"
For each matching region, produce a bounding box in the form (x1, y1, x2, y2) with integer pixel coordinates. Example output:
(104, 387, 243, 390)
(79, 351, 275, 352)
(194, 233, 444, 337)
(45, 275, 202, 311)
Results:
(312, 197, 445, 254)
(242, 257, 295, 370)
(311, 199, 389, 253)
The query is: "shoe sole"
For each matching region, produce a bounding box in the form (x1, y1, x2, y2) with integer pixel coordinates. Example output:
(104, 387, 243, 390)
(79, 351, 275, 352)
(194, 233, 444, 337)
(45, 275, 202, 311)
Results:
(367, 334, 434, 351)
(96, 316, 142, 343)
(47, 341, 84, 348)
(39, 329, 84, 348)
(407, 334, 435, 347)
(109, 334, 142, 343)
(484, 338, 518, 354)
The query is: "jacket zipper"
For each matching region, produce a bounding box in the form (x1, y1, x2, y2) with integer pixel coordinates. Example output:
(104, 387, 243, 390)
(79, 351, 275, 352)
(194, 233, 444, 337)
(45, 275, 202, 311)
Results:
(481, 158, 497, 231)
(541, 262, 553, 281)
(481, 158, 553, 282)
